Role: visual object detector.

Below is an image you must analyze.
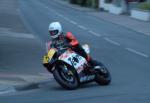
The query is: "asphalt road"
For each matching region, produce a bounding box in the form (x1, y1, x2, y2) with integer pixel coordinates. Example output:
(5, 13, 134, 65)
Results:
(0, 0, 150, 103)
(0, 0, 47, 75)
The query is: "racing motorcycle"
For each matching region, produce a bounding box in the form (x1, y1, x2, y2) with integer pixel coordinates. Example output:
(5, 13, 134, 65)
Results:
(43, 41, 111, 90)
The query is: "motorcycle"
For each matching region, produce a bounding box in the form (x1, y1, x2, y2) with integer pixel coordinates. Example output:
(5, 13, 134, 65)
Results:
(43, 42, 111, 90)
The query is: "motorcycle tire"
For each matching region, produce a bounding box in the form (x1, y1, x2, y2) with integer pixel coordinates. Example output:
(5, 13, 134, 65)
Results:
(53, 63, 79, 90)
(95, 65, 111, 85)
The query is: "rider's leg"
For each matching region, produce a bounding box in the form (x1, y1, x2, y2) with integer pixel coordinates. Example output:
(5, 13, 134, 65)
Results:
(72, 44, 96, 68)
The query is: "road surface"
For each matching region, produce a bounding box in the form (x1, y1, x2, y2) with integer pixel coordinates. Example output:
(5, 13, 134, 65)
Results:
(0, 0, 150, 103)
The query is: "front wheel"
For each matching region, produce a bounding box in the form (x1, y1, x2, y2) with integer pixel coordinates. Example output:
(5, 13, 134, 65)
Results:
(95, 64, 111, 85)
(53, 63, 79, 90)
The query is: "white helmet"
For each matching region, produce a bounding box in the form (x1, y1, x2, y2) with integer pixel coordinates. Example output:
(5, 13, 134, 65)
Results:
(48, 22, 62, 39)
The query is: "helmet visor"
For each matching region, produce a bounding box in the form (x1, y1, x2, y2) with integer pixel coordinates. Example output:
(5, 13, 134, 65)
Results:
(49, 30, 59, 36)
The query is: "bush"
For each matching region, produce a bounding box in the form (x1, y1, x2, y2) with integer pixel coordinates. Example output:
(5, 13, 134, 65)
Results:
(69, 0, 77, 4)
(105, 0, 113, 3)
(138, 2, 150, 10)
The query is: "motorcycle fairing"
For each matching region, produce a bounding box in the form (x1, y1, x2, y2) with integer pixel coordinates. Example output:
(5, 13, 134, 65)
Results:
(58, 50, 95, 83)
(43, 48, 56, 64)
(59, 50, 87, 69)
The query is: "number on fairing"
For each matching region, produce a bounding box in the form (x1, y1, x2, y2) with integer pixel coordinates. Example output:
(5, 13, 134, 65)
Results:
(68, 54, 82, 66)
(59, 51, 86, 68)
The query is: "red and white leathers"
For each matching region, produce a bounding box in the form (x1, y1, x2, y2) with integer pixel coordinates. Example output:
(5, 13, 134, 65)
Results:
(48, 32, 94, 67)
(65, 32, 91, 62)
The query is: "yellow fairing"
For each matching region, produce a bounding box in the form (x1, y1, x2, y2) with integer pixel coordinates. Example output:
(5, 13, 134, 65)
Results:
(43, 48, 56, 64)
(43, 55, 49, 64)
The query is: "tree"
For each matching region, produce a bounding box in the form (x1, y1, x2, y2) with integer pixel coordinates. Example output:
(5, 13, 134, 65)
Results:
(81, 0, 87, 6)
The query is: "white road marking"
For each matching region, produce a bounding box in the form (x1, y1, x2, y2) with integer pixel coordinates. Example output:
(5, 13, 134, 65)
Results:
(136, 30, 150, 37)
(0, 80, 25, 85)
(0, 72, 52, 86)
(38, 73, 52, 77)
(69, 20, 78, 25)
(55, 12, 63, 17)
(38, 1, 106, 39)
(0, 86, 16, 95)
(126, 48, 149, 58)
(0, 27, 11, 32)
(78, 25, 87, 30)
(0, 32, 35, 39)
(88, 30, 101, 37)
(104, 38, 120, 46)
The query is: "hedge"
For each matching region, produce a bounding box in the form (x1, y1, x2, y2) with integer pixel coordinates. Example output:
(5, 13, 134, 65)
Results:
(138, 2, 150, 10)
(69, 0, 99, 8)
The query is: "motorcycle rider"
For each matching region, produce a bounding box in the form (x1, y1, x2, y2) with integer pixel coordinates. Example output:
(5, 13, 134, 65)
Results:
(48, 22, 97, 70)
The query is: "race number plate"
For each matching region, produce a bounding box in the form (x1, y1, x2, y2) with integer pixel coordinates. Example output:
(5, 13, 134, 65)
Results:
(59, 51, 87, 69)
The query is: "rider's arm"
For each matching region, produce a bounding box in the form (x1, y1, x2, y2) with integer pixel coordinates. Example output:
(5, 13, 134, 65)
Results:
(45, 41, 52, 52)
(66, 32, 79, 47)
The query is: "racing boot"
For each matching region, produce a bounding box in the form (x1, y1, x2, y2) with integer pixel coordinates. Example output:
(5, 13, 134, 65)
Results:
(85, 56, 101, 73)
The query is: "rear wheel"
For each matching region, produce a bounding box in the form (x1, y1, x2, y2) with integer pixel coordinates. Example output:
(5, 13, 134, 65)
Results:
(95, 64, 111, 85)
(53, 63, 79, 90)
